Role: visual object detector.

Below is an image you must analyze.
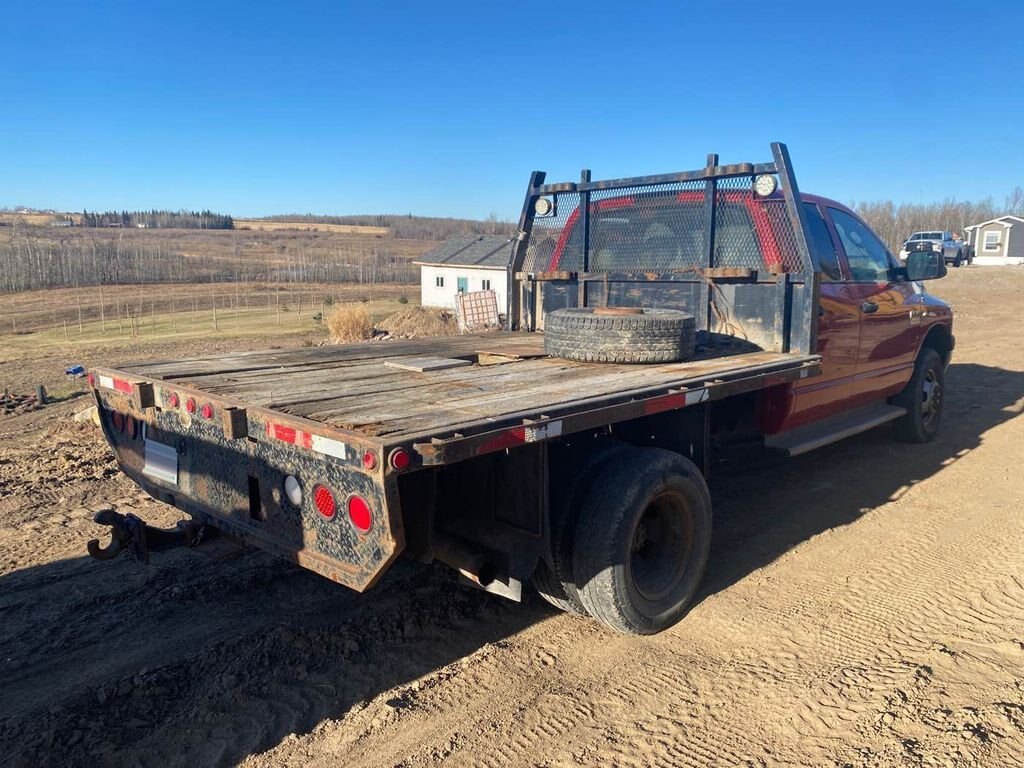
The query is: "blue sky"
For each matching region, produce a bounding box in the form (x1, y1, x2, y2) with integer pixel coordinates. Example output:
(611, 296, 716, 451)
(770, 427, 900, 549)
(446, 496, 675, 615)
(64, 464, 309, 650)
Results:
(2, 0, 1021, 219)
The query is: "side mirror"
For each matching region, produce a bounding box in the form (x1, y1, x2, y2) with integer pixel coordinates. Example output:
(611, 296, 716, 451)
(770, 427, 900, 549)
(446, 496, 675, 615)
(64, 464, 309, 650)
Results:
(906, 250, 947, 281)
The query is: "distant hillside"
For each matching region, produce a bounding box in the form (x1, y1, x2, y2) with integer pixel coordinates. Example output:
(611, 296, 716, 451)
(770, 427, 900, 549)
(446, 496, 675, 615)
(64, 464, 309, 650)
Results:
(262, 213, 515, 240)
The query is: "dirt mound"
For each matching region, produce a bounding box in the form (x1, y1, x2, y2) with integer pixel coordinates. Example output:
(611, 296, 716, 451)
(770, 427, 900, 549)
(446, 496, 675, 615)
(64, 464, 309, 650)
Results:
(376, 306, 458, 338)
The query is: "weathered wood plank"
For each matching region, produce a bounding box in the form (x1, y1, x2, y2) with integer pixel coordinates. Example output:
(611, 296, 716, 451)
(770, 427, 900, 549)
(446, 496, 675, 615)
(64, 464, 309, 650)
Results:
(383, 357, 473, 373)
(372, 354, 812, 440)
(289, 351, 791, 435)
(115, 331, 814, 446)
(121, 333, 535, 379)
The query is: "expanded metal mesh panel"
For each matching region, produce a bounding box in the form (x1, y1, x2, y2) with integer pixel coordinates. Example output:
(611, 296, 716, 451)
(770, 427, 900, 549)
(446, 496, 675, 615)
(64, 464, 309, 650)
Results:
(522, 191, 583, 272)
(762, 197, 810, 273)
(522, 175, 812, 275)
(711, 176, 770, 271)
(587, 182, 705, 272)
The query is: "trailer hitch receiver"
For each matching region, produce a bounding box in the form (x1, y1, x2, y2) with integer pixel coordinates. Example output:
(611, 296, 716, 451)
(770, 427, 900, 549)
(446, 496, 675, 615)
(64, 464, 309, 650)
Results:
(87, 508, 212, 564)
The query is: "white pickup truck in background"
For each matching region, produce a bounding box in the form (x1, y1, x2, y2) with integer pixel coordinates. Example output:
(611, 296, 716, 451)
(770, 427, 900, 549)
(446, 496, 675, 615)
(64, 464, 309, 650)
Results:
(899, 230, 972, 267)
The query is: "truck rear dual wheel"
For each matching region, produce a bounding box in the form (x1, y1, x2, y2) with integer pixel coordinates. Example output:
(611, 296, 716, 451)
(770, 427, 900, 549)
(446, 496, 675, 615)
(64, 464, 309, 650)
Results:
(532, 440, 632, 615)
(566, 448, 712, 635)
(544, 308, 697, 364)
(577, 448, 712, 634)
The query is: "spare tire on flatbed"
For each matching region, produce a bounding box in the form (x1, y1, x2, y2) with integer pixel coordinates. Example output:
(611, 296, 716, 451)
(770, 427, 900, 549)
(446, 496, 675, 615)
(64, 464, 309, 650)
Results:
(544, 307, 696, 364)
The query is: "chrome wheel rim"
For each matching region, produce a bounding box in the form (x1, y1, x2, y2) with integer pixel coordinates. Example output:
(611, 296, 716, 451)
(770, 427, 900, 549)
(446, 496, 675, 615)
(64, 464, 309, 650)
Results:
(921, 369, 942, 428)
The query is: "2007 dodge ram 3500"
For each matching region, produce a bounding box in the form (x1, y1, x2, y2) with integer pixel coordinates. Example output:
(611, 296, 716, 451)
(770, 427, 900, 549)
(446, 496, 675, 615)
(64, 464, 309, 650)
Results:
(87, 143, 953, 635)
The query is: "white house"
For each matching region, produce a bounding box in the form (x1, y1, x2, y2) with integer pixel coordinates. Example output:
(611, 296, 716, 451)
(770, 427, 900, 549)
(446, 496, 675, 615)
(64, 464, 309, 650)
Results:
(415, 235, 513, 312)
(964, 215, 1024, 266)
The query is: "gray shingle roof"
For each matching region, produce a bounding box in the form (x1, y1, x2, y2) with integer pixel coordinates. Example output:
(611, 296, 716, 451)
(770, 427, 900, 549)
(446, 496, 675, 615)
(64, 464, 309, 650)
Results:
(414, 235, 513, 268)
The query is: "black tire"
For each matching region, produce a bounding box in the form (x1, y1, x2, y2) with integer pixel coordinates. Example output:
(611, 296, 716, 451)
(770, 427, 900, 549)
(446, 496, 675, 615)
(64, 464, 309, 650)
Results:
(572, 448, 712, 635)
(531, 559, 582, 614)
(952, 252, 962, 268)
(544, 308, 696, 364)
(532, 440, 631, 615)
(892, 348, 944, 443)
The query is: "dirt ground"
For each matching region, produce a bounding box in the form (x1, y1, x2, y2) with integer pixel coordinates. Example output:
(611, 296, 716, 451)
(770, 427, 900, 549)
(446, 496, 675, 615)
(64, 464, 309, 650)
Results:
(1, 268, 1023, 768)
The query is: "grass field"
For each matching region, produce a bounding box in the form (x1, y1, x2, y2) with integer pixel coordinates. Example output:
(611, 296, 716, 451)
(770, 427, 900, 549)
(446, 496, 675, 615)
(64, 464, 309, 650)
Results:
(0, 282, 418, 348)
(234, 219, 389, 235)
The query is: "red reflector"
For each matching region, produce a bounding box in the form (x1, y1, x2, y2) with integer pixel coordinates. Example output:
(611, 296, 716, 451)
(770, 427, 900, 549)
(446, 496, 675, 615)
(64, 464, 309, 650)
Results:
(348, 495, 372, 532)
(313, 484, 336, 520)
(185, 398, 197, 414)
(87, 372, 96, 388)
(113, 378, 133, 394)
(167, 392, 180, 408)
(362, 450, 378, 471)
(389, 448, 410, 471)
(200, 403, 214, 420)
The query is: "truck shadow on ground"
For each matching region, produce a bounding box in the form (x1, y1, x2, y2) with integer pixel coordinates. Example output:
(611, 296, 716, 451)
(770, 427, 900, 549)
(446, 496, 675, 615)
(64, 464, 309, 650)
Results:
(697, 362, 1024, 605)
(1, 362, 1020, 768)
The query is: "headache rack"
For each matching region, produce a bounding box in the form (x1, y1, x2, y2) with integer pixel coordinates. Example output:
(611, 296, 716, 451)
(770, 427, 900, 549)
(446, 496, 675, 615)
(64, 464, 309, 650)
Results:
(508, 141, 821, 357)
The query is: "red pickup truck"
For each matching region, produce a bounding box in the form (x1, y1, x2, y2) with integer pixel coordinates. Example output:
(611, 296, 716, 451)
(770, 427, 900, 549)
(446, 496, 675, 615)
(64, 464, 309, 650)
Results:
(87, 143, 953, 635)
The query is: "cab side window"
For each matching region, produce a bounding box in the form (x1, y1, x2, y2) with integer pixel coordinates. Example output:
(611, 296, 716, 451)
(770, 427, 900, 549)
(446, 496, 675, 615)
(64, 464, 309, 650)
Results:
(828, 208, 892, 282)
(802, 202, 841, 281)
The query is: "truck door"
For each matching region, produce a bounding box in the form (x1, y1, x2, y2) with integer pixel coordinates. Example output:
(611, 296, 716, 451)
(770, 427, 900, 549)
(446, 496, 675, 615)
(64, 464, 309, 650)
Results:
(786, 202, 860, 427)
(826, 206, 919, 405)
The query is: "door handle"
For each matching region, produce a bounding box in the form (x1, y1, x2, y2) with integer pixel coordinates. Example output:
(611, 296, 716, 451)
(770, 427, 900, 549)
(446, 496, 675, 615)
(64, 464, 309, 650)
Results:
(861, 301, 879, 314)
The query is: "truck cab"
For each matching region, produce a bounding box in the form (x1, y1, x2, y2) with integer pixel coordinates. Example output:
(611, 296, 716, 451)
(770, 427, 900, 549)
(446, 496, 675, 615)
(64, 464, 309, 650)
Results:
(779, 198, 953, 431)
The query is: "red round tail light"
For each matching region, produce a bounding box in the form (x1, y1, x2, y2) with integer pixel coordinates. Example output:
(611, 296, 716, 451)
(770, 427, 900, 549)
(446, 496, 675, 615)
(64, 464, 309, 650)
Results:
(125, 415, 137, 439)
(167, 392, 180, 408)
(348, 495, 372, 532)
(185, 397, 197, 415)
(362, 450, 378, 471)
(200, 403, 214, 420)
(313, 484, 336, 520)
(389, 448, 410, 471)
(111, 411, 125, 433)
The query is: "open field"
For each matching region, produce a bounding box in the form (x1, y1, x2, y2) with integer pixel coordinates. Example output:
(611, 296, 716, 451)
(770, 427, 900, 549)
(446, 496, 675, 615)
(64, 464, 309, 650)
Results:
(1, 267, 1023, 767)
(0, 222, 432, 294)
(0, 282, 417, 341)
(234, 219, 390, 235)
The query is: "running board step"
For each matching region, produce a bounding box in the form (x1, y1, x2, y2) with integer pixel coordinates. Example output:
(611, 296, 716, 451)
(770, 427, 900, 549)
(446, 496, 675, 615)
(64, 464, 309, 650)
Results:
(765, 404, 907, 457)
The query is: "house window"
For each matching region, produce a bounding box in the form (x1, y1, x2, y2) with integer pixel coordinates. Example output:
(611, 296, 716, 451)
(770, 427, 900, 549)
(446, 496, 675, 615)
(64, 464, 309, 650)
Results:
(983, 231, 1001, 251)
(435, 275, 444, 287)
(481, 279, 491, 290)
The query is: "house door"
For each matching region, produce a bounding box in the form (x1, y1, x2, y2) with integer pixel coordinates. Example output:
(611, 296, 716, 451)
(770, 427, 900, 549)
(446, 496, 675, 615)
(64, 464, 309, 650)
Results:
(457, 277, 468, 293)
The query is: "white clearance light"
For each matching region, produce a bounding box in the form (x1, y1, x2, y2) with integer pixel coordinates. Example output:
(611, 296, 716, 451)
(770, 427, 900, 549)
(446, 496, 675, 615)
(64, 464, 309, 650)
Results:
(284, 475, 303, 506)
(753, 174, 778, 198)
(534, 197, 554, 217)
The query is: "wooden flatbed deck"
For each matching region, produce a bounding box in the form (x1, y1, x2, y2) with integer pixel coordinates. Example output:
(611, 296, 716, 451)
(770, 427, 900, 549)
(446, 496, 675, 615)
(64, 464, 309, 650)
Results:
(118, 334, 819, 448)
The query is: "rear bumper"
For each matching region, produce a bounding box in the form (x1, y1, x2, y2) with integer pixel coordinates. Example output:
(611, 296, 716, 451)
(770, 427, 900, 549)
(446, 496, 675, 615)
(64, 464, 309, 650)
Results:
(92, 382, 404, 591)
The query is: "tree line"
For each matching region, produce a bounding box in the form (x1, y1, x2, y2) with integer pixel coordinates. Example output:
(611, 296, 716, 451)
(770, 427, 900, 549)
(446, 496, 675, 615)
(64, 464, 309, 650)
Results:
(263, 212, 515, 240)
(853, 186, 1023, 253)
(0, 224, 420, 294)
(80, 209, 235, 229)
